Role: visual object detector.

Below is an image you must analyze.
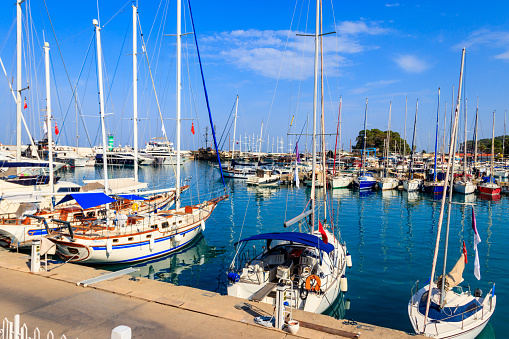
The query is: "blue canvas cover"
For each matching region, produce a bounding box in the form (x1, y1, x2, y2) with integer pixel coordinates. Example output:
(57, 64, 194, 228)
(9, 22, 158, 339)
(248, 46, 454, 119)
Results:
(57, 193, 116, 210)
(117, 194, 147, 201)
(236, 232, 334, 253)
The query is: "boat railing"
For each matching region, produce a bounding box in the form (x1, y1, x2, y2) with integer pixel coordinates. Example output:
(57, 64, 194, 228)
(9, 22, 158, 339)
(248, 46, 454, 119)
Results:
(410, 280, 419, 315)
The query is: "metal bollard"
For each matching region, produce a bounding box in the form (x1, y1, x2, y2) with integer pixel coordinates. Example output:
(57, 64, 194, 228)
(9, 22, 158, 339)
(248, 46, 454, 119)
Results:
(275, 283, 287, 330)
(111, 325, 131, 339)
(30, 240, 41, 273)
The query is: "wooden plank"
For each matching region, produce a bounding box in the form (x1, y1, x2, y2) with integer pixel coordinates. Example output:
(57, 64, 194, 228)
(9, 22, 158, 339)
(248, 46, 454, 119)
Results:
(251, 282, 277, 302)
(296, 319, 361, 338)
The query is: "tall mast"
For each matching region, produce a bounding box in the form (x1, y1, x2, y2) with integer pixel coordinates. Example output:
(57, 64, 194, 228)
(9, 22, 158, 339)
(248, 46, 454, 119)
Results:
(386, 101, 392, 177)
(333, 97, 342, 176)
(442, 102, 447, 163)
(361, 98, 368, 173)
(319, 0, 327, 221)
(44, 42, 54, 202)
(474, 98, 479, 165)
(94, 19, 109, 194)
(433, 88, 440, 182)
(258, 121, 263, 161)
(16, 0, 22, 160)
(503, 110, 506, 162)
(133, 4, 139, 183)
(409, 100, 418, 179)
(403, 96, 407, 159)
(175, 0, 182, 210)
(463, 98, 467, 178)
(491, 111, 495, 184)
(310, 0, 319, 233)
(423, 48, 465, 331)
(232, 95, 238, 158)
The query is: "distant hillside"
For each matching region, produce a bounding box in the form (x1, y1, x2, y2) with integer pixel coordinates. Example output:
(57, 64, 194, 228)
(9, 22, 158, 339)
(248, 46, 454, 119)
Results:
(354, 129, 410, 153)
(461, 135, 508, 155)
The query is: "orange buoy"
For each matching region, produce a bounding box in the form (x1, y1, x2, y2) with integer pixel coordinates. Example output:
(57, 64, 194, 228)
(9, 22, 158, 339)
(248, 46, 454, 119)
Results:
(305, 274, 321, 292)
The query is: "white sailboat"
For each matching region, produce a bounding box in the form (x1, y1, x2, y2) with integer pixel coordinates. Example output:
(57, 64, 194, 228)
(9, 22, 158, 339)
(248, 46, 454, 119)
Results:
(227, 0, 349, 314)
(50, 3, 226, 264)
(408, 49, 496, 338)
(454, 98, 476, 194)
(331, 97, 353, 188)
(403, 100, 423, 192)
(378, 102, 399, 190)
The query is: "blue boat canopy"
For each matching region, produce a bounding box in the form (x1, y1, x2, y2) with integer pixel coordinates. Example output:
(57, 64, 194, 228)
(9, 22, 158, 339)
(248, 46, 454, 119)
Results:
(117, 194, 146, 201)
(57, 192, 116, 210)
(236, 232, 334, 253)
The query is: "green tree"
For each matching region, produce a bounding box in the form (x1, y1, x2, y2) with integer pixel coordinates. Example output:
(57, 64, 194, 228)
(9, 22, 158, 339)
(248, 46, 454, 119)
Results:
(354, 129, 410, 153)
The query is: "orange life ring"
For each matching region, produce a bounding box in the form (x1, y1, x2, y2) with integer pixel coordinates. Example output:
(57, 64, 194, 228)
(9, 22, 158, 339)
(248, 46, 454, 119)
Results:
(305, 274, 321, 292)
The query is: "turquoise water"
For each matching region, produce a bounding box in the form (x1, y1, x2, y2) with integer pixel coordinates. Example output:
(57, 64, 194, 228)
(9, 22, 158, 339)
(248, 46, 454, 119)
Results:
(58, 161, 506, 337)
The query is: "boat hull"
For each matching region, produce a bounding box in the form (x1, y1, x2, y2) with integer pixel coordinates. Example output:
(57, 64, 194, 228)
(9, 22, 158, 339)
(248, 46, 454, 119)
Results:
(331, 176, 352, 188)
(353, 176, 376, 190)
(403, 179, 421, 192)
(478, 183, 501, 196)
(453, 182, 476, 195)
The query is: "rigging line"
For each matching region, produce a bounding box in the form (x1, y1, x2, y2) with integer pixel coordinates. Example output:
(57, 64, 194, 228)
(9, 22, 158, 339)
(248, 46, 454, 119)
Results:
(101, 0, 131, 28)
(183, 30, 203, 149)
(42, 0, 93, 147)
(217, 99, 238, 149)
(54, 33, 95, 148)
(49, 55, 65, 145)
(0, 19, 16, 55)
(187, 0, 226, 189)
(264, 0, 300, 143)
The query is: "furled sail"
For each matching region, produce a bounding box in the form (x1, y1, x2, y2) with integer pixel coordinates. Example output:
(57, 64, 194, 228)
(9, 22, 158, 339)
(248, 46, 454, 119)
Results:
(436, 254, 465, 291)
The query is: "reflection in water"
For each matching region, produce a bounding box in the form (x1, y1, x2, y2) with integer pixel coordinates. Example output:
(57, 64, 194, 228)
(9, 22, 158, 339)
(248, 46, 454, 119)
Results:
(323, 291, 349, 320)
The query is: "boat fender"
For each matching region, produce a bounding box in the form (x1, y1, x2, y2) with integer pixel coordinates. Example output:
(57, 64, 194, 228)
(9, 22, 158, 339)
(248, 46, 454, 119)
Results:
(200, 220, 205, 231)
(106, 238, 113, 255)
(305, 275, 321, 292)
(149, 237, 155, 251)
(340, 275, 348, 293)
(132, 203, 139, 213)
(174, 234, 183, 243)
(345, 299, 351, 310)
(346, 252, 352, 268)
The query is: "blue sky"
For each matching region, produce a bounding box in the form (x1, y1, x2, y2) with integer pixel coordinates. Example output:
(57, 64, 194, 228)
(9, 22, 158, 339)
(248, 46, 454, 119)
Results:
(1, 0, 509, 152)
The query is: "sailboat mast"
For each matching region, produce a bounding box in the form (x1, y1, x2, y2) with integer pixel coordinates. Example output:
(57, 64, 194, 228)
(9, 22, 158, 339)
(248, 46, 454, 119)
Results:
(258, 121, 263, 161)
(433, 88, 440, 182)
(442, 102, 447, 163)
(491, 111, 495, 184)
(232, 95, 238, 158)
(333, 97, 342, 176)
(503, 110, 506, 162)
(319, 1, 327, 221)
(16, 0, 22, 161)
(423, 48, 465, 331)
(463, 99, 467, 178)
(386, 102, 392, 177)
(175, 0, 182, 210)
(133, 4, 139, 183)
(94, 19, 109, 194)
(44, 42, 54, 202)
(408, 101, 417, 179)
(361, 98, 368, 172)
(474, 98, 479, 165)
(403, 96, 407, 159)
(310, 0, 320, 233)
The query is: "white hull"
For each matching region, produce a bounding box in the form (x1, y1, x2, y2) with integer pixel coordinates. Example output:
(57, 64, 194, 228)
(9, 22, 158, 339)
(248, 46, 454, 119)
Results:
(403, 179, 421, 192)
(378, 178, 399, 190)
(331, 175, 352, 188)
(453, 181, 476, 195)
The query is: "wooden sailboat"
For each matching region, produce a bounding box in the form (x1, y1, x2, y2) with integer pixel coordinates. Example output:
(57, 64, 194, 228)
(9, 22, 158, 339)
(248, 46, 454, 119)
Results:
(227, 0, 349, 314)
(50, 3, 226, 264)
(408, 49, 496, 339)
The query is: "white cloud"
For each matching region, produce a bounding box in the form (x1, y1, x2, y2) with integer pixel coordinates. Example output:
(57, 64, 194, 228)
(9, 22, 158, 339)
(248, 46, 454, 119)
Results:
(202, 20, 390, 79)
(350, 79, 399, 95)
(455, 28, 509, 60)
(394, 55, 429, 73)
(385, 3, 400, 7)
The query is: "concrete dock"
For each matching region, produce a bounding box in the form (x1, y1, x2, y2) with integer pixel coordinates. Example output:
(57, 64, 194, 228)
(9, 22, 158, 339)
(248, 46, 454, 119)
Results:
(0, 249, 412, 338)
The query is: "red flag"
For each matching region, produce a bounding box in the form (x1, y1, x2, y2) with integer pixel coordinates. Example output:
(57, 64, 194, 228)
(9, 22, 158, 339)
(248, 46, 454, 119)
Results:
(462, 240, 468, 263)
(191, 122, 195, 135)
(23, 97, 27, 109)
(55, 121, 59, 135)
(319, 220, 328, 244)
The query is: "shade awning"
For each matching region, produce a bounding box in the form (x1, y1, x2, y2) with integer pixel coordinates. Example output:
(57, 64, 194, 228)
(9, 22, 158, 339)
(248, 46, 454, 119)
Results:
(57, 192, 116, 210)
(117, 194, 147, 201)
(236, 232, 334, 253)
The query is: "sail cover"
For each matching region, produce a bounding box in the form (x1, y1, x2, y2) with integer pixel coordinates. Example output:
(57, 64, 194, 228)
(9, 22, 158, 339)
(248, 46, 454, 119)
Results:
(57, 193, 116, 210)
(236, 232, 334, 253)
(437, 254, 465, 291)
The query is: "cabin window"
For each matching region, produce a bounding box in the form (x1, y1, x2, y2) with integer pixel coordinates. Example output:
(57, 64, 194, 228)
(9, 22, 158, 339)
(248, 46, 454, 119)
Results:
(162, 222, 169, 229)
(179, 220, 182, 224)
(146, 234, 152, 238)
(172, 222, 177, 226)
(151, 225, 157, 229)
(128, 237, 134, 241)
(113, 239, 119, 243)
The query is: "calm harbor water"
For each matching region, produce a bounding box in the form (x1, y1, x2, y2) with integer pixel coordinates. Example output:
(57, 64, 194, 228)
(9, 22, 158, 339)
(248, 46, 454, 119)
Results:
(56, 160, 505, 337)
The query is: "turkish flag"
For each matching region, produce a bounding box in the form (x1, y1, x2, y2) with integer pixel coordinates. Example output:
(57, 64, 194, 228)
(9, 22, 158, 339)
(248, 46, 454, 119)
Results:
(319, 220, 328, 244)
(462, 240, 468, 264)
(23, 97, 27, 109)
(191, 122, 195, 135)
(55, 121, 59, 135)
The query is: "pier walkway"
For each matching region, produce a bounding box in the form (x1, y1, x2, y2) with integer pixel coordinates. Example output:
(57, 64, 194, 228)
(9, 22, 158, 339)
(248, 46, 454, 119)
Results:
(0, 250, 411, 338)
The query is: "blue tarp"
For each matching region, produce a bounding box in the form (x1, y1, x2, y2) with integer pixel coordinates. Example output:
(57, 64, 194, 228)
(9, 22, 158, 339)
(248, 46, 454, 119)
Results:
(236, 232, 334, 253)
(117, 194, 146, 201)
(57, 193, 116, 210)
(419, 298, 481, 322)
